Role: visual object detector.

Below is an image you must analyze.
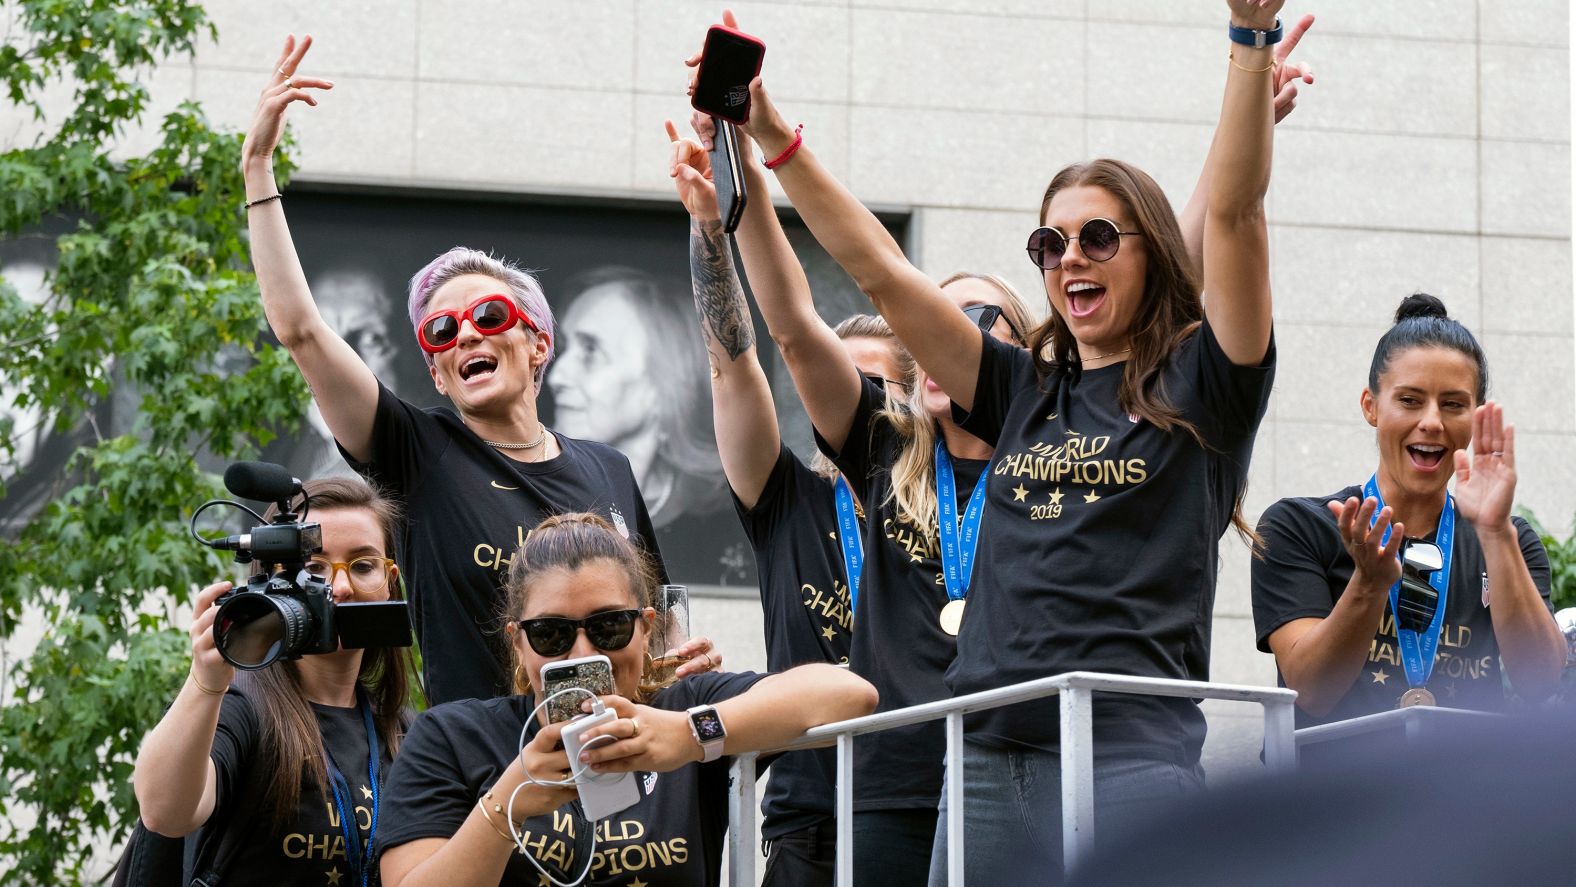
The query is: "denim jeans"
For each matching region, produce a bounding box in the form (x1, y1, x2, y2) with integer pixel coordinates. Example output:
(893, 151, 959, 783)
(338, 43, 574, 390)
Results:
(926, 741, 1204, 885)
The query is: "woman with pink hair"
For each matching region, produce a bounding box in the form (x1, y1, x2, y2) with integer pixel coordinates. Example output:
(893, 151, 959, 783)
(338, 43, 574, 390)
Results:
(240, 35, 718, 705)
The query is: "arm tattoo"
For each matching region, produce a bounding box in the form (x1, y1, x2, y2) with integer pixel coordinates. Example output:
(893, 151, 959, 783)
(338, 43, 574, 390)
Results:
(689, 218, 755, 362)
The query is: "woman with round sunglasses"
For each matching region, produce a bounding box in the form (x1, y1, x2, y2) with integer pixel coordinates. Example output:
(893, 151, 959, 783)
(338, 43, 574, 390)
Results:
(133, 477, 414, 887)
(667, 117, 914, 885)
(378, 512, 877, 887)
(673, 83, 1031, 879)
(703, 0, 1295, 879)
(241, 36, 720, 706)
(1251, 294, 1563, 739)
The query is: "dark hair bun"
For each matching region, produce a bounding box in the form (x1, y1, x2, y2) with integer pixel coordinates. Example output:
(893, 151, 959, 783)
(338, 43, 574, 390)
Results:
(1395, 292, 1449, 324)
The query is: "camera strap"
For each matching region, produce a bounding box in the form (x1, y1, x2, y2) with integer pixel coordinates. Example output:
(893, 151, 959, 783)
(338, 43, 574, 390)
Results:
(833, 473, 864, 619)
(1363, 474, 1455, 689)
(322, 687, 381, 887)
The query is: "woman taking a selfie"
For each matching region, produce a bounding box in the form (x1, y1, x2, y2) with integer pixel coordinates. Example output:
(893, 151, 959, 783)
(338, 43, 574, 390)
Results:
(133, 477, 413, 887)
(709, 0, 1297, 878)
(1252, 294, 1563, 729)
(377, 512, 877, 887)
(242, 35, 723, 705)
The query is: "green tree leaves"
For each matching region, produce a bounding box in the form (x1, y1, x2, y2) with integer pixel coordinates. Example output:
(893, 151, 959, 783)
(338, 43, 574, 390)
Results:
(0, 2, 308, 880)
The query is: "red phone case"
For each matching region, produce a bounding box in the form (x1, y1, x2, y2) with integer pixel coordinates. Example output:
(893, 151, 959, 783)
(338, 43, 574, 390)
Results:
(692, 25, 765, 125)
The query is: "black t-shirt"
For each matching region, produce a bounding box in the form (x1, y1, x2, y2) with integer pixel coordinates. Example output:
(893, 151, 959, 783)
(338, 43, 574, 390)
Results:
(948, 322, 1275, 764)
(205, 688, 389, 887)
(1252, 486, 1554, 728)
(813, 376, 987, 811)
(731, 443, 852, 838)
(346, 382, 666, 704)
(380, 671, 767, 886)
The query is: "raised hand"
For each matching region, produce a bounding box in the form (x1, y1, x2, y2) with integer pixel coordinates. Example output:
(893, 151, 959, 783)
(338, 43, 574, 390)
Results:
(1452, 401, 1518, 533)
(1327, 496, 1404, 594)
(1227, 0, 1283, 30)
(1272, 14, 1316, 123)
(666, 119, 719, 220)
(241, 34, 334, 168)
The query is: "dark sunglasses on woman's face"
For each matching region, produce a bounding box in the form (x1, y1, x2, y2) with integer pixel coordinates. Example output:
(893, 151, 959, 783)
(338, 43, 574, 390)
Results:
(962, 304, 1023, 342)
(517, 608, 642, 657)
(1025, 217, 1142, 271)
(418, 293, 540, 354)
(861, 372, 911, 394)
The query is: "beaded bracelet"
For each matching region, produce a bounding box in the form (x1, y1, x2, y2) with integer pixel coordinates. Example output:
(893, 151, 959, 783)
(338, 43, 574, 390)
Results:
(244, 193, 282, 209)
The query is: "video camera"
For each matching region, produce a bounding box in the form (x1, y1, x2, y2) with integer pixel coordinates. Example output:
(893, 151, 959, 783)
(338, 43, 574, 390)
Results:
(189, 461, 412, 670)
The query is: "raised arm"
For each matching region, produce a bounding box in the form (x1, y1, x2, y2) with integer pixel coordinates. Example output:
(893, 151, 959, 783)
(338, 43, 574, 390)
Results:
(1201, 1, 1281, 365)
(132, 581, 234, 835)
(242, 35, 381, 461)
(1177, 14, 1315, 279)
(686, 12, 985, 412)
(1454, 404, 1566, 699)
(665, 121, 780, 508)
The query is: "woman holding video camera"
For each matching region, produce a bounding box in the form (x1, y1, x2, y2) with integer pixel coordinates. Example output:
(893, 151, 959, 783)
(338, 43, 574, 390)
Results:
(377, 512, 877, 887)
(242, 35, 721, 707)
(132, 477, 414, 887)
(1251, 294, 1563, 729)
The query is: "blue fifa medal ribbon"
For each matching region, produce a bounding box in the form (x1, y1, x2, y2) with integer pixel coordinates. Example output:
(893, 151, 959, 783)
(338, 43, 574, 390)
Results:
(1363, 474, 1455, 696)
(323, 687, 381, 887)
(935, 441, 989, 635)
(834, 473, 865, 621)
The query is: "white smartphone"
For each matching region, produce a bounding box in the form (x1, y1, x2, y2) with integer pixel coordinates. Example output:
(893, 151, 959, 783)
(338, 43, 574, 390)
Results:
(540, 655, 615, 724)
(559, 708, 642, 821)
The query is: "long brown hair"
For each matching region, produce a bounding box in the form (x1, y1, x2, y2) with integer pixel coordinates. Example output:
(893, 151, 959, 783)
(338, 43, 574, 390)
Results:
(1029, 159, 1257, 543)
(501, 512, 668, 699)
(246, 477, 413, 828)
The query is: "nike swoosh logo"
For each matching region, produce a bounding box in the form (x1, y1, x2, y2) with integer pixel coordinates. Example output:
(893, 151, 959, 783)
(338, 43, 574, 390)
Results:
(490, 481, 520, 491)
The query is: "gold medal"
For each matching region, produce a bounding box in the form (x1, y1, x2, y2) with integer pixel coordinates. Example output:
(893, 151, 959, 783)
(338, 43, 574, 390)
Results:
(939, 599, 966, 636)
(1398, 687, 1436, 708)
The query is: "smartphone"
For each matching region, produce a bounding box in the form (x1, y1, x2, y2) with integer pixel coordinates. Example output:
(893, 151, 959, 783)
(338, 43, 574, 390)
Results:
(691, 25, 765, 124)
(540, 654, 615, 724)
(710, 118, 747, 234)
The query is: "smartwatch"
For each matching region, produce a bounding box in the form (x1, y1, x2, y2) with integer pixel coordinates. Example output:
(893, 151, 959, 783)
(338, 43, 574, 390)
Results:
(1227, 17, 1283, 49)
(686, 705, 727, 762)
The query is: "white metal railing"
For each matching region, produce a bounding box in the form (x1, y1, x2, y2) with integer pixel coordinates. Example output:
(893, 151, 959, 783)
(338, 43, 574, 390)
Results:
(1294, 704, 1501, 749)
(726, 670, 1299, 885)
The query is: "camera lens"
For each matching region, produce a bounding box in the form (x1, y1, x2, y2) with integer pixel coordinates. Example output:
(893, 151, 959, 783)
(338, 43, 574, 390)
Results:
(213, 592, 313, 670)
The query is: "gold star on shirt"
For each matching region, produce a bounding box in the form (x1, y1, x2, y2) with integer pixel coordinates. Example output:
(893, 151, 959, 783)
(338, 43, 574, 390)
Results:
(325, 867, 343, 886)
(1011, 484, 1029, 502)
(822, 625, 837, 640)
(631, 879, 649, 887)
(1048, 487, 1064, 505)
(910, 553, 922, 563)
(1083, 490, 1101, 504)
(538, 875, 552, 887)
(1444, 682, 1457, 698)
(1370, 669, 1389, 685)
(360, 784, 373, 800)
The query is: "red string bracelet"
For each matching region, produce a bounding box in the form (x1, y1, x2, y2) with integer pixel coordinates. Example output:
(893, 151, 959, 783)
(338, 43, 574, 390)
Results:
(763, 124, 805, 170)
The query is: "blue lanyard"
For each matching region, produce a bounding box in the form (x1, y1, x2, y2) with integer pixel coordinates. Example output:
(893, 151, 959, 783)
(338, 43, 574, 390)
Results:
(1363, 474, 1455, 689)
(934, 442, 989, 603)
(833, 474, 865, 619)
(323, 687, 381, 887)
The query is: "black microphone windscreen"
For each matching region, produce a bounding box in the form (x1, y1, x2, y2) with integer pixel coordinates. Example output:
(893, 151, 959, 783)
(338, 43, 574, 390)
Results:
(224, 461, 301, 504)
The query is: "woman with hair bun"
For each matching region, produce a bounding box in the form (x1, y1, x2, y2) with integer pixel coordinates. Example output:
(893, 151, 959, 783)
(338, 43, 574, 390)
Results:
(240, 35, 724, 704)
(1252, 293, 1564, 727)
